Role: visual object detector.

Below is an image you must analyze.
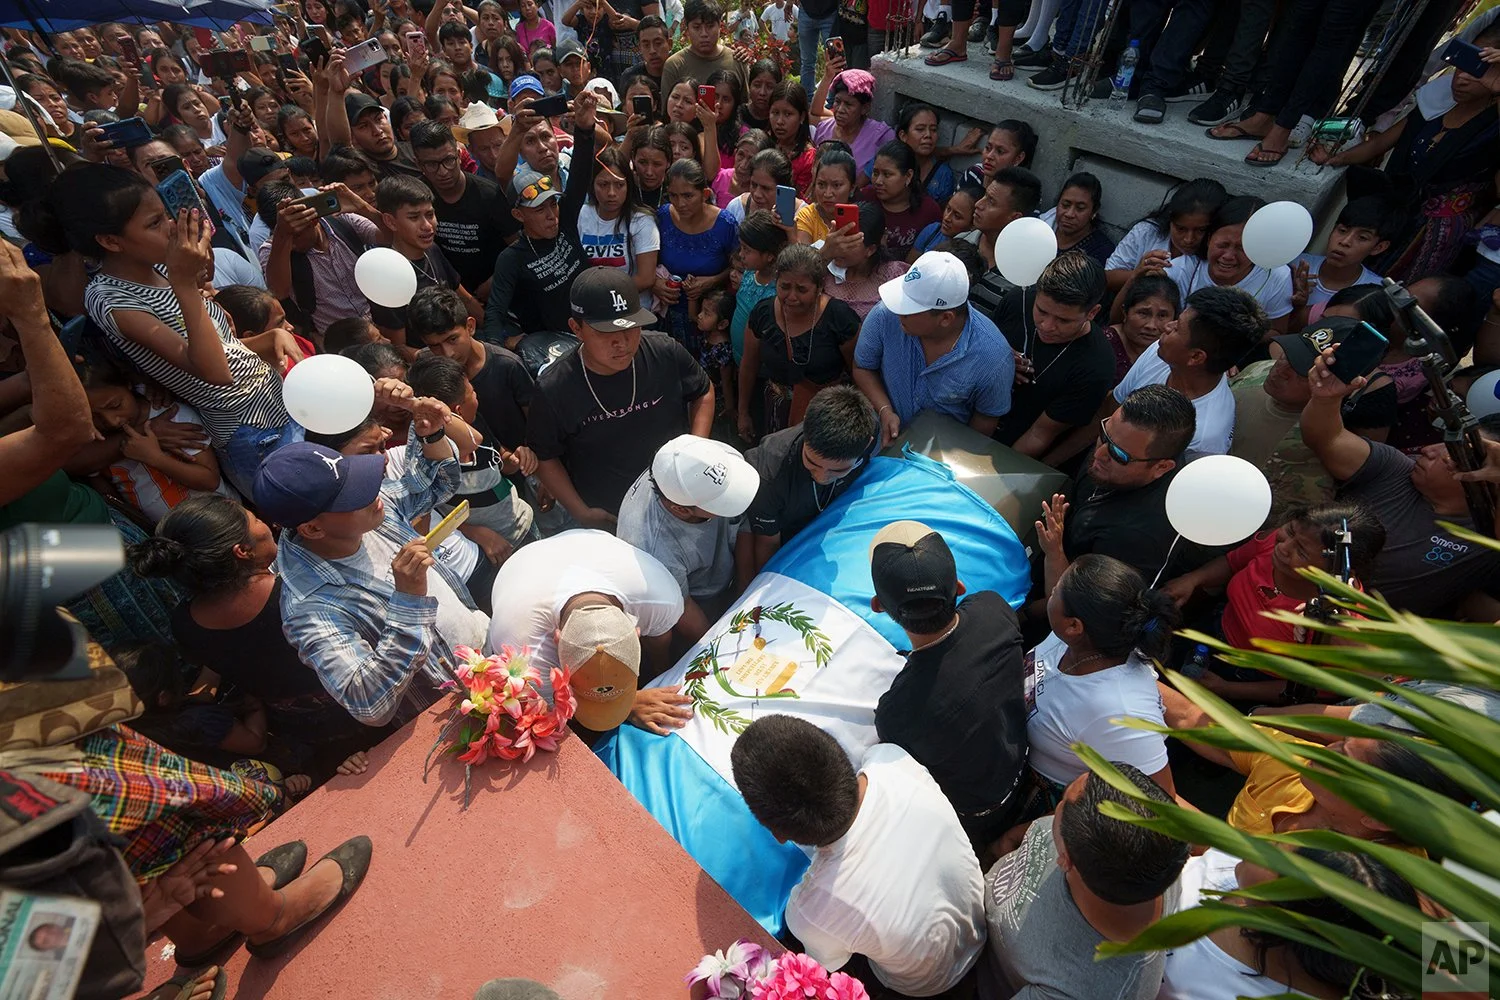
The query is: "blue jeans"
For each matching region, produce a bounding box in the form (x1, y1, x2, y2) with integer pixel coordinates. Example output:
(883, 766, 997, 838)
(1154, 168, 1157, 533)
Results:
(798, 9, 837, 95)
(218, 419, 305, 498)
(1049, 0, 1111, 60)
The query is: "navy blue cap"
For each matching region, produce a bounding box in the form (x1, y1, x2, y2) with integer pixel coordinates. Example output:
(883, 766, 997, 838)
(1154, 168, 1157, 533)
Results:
(252, 442, 386, 528)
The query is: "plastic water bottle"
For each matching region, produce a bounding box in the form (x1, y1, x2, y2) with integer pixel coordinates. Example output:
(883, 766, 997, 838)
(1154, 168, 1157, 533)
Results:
(1180, 643, 1211, 679)
(1111, 40, 1140, 101)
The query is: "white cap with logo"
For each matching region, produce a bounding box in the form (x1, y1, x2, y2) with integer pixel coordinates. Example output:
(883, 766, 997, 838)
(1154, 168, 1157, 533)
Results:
(651, 434, 760, 517)
(879, 250, 971, 316)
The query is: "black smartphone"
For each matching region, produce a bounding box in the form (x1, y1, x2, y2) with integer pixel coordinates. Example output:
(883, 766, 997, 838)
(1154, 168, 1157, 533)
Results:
(825, 37, 844, 59)
(97, 117, 154, 148)
(631, 94, 652, 116)
(301, 35, 329, 67)
(289, 190, 340, 218)
(148, 154, 187, 180)
(1441, 38, 1489, 78)
(278, 52, 300, 75)
(528, 93, 570, 117)
(1329, 321, 1390, 384)
(200, 48, 253, 78)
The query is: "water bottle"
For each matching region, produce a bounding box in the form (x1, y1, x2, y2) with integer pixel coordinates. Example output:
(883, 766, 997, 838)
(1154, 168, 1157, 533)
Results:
(1179, 643, 1211, 679)
(1111, 40, 1140, 101)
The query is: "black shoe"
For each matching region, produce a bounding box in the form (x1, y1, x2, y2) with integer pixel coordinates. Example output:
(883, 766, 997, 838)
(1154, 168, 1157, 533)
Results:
(1089, 77, 1111, 100)
(967, 19, 986, 42)
(1027, 62, 1072, 91)
(1013, 46, 1053, 69)
(920, 14, 951, 48)
(1187, 88, 1247, 126)
(246, 836, 373, 960)
(1165, 77, 1211, 103)
(253, 841, 307, 890)
(1133, 91, 1166, 123)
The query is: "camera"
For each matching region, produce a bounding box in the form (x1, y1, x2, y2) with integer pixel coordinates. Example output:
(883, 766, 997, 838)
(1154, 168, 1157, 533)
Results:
(0, 524, 124, 683)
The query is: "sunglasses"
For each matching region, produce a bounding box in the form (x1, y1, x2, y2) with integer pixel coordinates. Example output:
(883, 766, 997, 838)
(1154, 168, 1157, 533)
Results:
(1099, 422, 1165, 466)
(518, 175, 555, 202)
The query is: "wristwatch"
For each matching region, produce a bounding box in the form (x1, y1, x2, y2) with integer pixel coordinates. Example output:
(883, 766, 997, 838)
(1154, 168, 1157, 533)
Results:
(419, 428, 447, 444)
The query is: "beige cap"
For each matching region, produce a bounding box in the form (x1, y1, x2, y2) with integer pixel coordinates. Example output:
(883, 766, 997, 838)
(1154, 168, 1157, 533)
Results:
(558, 604, 640, 731)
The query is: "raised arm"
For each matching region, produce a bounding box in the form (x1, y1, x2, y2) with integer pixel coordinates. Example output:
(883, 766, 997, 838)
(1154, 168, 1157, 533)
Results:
(1299, 348, 1372, 482)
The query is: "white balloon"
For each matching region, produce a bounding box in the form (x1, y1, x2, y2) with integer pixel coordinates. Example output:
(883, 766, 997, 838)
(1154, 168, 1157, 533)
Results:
(354, 247, 418, 308)
(992, 217, 1058, 286)
(281, 354, 375, 435)
(1241, 200, 1314, 270)
(1467, 370, 1500, 418)
(1165, 455, 1272, 546)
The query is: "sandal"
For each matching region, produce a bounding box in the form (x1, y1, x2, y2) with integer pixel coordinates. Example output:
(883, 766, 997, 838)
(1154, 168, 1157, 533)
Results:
(172, 932, 242, 971)
(1206, 121, 1264, 141)
(924, 46, 967, 66)
(246, 835, 373, 960)
(989, 59, 1014, 81)
(149, 966, 227, 1000)
(1245, 142, 1286, 167)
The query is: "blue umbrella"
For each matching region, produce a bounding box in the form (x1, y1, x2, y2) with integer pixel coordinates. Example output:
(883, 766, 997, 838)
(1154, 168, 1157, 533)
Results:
(0, 0, 274, 31)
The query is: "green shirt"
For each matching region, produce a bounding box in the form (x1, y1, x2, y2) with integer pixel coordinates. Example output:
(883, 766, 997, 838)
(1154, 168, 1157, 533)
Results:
(0, 470, 111, 531)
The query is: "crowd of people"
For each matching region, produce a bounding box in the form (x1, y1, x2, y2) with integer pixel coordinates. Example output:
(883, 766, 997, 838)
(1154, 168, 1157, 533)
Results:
(1, 0, 1499, 997)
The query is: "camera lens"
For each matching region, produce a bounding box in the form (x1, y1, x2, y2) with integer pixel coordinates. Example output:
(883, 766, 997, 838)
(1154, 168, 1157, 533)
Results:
(0, 524, 124, 681)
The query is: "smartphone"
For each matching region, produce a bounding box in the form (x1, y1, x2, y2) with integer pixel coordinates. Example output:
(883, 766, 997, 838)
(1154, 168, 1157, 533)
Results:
(1328, 321, 1390, 385)
(200, 48, 253, 78)
(405, 30, 427, 59)
(775, 184, 796, 226)
(96, 116, 154, 148)
(148, 154, 186, 181)
(833, 202, 859, 230)
(825, 37, 844, 58)
(300, 34, 329, 67)
(528, 93, 570, 117)
(631, 94, 653, 117)
(155, 169, 209, 220)
(343, 36, 388, 74)
(278, 52, 300, 75)
(697, 83, 716, 107)
(118, 35, 138, 63)
(273, 2, 302, 19)
(250, 34, 276, 52)
(425, 500, 470, 547)
(290, 190, 341, 218)
(1441, 38, 1489, 78)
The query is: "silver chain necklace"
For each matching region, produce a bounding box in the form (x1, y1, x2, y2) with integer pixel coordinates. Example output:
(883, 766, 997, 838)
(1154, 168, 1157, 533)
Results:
(581, 355, 637, 416)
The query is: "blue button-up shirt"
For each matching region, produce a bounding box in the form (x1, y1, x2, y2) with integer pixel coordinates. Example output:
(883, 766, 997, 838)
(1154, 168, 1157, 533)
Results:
(276, 447, 468, 728)
(853, 302, 1016, 425)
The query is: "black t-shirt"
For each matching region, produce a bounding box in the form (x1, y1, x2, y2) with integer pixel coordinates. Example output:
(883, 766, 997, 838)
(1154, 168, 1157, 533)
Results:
(371, 147, 424, 180)
(744, 426, 868, 540)
(171, 580, 324, 702)
(874, 590, 1028, 813)
(749, 296, 861, 387)
(526, 332, 711, 513)
(472, 342, 534, 449)
(1064, 469, 1216, 582)
(433, 173, 519, 292)
(992, 308, 1115, 446)
(369, 246, 461, 332)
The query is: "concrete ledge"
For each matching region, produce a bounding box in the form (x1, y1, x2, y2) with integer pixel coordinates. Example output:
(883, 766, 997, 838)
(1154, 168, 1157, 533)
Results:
(871, 49, 1346, 233)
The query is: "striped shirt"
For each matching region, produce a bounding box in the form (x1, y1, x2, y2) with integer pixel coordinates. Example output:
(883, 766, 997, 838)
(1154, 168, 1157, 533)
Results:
(256, 214, 379, 336)
(84, 271, 288, 446)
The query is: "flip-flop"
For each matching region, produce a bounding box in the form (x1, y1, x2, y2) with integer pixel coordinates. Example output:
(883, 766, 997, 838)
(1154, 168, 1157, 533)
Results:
(1245, 142, 1286, 167)
(153, 967, 227, 1000)
(989, 59, 1014, 81)
(1206, 122, 1264, 141)
(924, 47, 967, 66)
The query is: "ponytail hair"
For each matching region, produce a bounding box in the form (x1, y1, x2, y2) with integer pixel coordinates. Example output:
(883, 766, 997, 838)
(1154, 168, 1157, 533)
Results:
(18, 162, 154, 258)
(128, 494, 260, 598)
(1056, 554, 1180, 661)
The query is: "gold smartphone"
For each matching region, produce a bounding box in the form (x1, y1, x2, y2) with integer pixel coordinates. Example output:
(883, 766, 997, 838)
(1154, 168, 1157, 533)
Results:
(424, 500, 470, 547)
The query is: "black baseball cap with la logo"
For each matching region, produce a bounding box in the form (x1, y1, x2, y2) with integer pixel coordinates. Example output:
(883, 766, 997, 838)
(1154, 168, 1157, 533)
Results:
(570, 267, 657, 332)
(1272, 316, 1362, 376)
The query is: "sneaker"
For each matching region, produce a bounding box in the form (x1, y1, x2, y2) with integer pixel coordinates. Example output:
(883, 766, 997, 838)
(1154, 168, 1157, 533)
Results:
(920, 14, 951, 48)
(1287, 114, 1317, 148)
(1013, 46, 1053, 69)
(1027, 62, 1073, 91)
(967, 19, 986, 42)
(1187, 88, 1246, 126)
(1165, 77, 1211, 103)
(1089, 77, 1111, 100)
(1133, 91, 1166, 123)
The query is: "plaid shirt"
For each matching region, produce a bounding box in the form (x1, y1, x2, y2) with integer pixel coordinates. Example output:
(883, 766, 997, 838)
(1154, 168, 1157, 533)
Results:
(276, 447, 468, 727)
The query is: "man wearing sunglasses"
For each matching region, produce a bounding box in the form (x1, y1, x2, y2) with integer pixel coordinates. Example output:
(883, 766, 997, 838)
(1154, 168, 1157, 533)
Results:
(1023, 385, 1208, 631)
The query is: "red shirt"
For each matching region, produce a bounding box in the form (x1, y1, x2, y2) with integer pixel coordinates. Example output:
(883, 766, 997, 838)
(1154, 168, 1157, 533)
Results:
(1222, 532, 1304, 650)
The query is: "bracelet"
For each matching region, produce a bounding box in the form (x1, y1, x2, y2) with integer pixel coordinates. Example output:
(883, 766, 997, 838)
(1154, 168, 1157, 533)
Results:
(419, 428, 447, 444)
(877, 404, 891, 415)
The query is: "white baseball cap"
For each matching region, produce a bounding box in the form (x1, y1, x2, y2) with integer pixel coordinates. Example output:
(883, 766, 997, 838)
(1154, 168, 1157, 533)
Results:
(651, 434, 760, 518)
(879, 250, 970, 316)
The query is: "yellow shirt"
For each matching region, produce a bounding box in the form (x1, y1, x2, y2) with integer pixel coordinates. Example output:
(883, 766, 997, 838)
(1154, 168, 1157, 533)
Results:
(796, 203, 829, 244)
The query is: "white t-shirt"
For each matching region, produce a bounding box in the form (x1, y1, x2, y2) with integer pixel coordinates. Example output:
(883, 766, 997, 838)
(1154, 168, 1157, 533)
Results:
(726, 8, 760, 41)
(1023, 632, 1168, 787)
(1112, 341, 1237, 455)
(577, 204, 660, 310)
(1293, 252, 1383, 313)
(786, 743, 986, 997)
(1159, 935, 1305, 999)
(384, 444, 482, 581)
(761, 2, 797, 39)
(616, 469, 739, 600)
(336, 524, 490, 653)
(106, 402, 236, 524)
(486, 529, 684, 701)
(1105, 219, 1171, 271)
(1165, 255, 1295, 320)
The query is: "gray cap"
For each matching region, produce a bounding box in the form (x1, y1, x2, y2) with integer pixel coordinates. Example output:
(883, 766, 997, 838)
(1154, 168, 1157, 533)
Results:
(473, 980, 561, 1000)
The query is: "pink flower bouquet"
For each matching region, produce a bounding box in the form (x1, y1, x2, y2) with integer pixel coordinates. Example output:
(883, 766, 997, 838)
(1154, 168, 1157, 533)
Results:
(424, 645, 575, 807)
(686, 942, 869, 1000)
